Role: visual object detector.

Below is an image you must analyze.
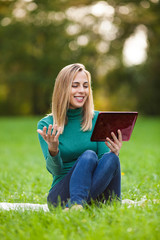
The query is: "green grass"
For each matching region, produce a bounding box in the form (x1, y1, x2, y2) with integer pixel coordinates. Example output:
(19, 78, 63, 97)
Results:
(0, 116, 160, 240)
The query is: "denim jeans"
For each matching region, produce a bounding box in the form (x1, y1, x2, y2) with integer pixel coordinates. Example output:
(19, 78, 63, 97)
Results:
(47, 150, 121, 208)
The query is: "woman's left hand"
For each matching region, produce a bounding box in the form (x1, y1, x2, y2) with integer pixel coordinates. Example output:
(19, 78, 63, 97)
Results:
(105, 129, 122, 156)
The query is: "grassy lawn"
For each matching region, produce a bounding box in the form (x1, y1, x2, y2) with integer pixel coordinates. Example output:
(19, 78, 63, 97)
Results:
(0, 116, 160, 239)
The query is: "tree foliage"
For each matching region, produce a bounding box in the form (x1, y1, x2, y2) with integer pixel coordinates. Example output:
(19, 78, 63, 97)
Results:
(0, 0, 159, 115)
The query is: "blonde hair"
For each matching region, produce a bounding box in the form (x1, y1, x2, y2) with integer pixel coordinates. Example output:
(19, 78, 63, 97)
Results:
(51, 63, 94, 132)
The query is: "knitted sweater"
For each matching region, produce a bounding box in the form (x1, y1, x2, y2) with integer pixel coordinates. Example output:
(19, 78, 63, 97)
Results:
(37, 108, 109, 190)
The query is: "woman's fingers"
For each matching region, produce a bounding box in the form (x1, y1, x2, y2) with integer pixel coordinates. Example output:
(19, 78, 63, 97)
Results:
(106, 136, 116, 147)
(105, 138, 119, 156)
(37, 129, 42, 134)
(118, 129, 122, 143)
(47, 124, 52, 136)
(54, 127, 62, 141)
(106, 137, 119, 151)
(51, 125, 62, 142)
(37, 129, 43, 136)
(105, 130, 122, 156)
(37, 124, 61, 143)
(111, 131, 122, 146)
(111, 132, 119, 145)
(105, 141, 115, 152)
(52, 124, 57, 137)
(41, 126, 47, 139)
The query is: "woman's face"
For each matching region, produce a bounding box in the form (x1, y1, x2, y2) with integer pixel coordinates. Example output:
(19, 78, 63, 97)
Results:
(69, 70, 89, 109)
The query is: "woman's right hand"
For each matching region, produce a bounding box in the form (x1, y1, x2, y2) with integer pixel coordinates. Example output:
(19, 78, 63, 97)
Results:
(37, 124, 61, 156)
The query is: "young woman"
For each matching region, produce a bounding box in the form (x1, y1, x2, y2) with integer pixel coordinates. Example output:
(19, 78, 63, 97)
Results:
(37, 63, 122, 210)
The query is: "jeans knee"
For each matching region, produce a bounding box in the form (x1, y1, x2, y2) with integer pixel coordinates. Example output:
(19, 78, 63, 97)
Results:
(79, 150, 98, 168)
(110, 152, 120, 169)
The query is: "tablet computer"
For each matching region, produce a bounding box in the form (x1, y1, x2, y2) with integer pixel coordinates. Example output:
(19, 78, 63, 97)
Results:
(91, 112, 138, 142)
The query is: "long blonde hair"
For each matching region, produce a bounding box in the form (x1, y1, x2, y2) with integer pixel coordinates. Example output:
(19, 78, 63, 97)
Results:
(52, 63, 94, 132)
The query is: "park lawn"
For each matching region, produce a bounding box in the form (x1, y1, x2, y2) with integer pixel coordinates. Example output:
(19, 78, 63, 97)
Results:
(0, 116, 160, 240)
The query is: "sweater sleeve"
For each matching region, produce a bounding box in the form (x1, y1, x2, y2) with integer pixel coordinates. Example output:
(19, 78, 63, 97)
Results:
(37, 117, 64, 175)
(97, 142, 110, 159)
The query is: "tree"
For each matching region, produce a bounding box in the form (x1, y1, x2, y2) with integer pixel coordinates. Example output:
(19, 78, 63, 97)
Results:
(0, 0, 160, 115)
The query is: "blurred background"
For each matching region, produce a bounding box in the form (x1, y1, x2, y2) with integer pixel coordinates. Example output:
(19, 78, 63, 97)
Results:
(0, 0, 160, 116)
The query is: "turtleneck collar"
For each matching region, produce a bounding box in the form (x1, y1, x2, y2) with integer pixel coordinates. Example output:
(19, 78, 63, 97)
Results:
(67, 108, 83, 119)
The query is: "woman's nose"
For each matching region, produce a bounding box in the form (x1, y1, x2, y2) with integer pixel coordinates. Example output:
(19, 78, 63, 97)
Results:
(78, 85, 85, 92)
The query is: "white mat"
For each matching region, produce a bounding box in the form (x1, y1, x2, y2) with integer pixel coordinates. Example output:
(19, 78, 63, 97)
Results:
(0, 198, 158, 211)
(0, 202, 49, 212)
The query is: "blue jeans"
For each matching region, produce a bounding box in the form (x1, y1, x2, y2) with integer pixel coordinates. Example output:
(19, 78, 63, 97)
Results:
(47, 150, 121, 208)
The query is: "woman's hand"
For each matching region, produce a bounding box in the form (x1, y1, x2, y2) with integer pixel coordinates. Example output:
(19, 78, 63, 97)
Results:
(105, 129, 122, 156)
(37, 124, 61, 156)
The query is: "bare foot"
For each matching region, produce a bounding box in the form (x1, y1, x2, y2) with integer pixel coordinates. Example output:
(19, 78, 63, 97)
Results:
(71, 205, 83, 211)
(63, 207, 69, 211)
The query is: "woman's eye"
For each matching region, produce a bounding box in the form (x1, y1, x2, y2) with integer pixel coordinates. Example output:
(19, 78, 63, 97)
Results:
(72, 84, 88, 88)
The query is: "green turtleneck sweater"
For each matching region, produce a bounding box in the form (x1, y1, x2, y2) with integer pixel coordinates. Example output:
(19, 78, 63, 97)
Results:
(37, 108, 109, 190)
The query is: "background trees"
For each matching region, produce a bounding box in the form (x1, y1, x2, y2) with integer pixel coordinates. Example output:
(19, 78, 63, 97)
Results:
(0, 0, 159, 115)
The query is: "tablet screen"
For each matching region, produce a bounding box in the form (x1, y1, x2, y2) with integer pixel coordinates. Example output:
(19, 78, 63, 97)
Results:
(91, 112, 138, 142)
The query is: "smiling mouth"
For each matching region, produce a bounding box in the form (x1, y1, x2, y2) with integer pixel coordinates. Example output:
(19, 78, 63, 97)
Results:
(74, 96, 84, 99)
(74, 96, 85, 102)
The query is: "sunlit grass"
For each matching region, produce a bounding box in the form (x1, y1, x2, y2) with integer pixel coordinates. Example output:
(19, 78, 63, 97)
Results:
(0, 116, 160, 239)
